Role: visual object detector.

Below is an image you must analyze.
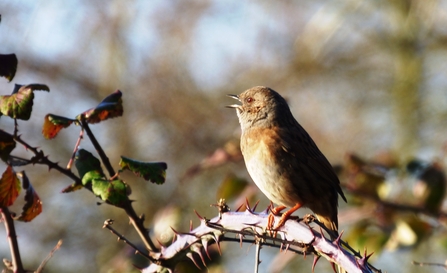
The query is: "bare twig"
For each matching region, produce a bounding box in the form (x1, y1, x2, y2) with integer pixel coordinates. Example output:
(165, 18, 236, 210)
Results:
(35, 240, 63, 273)
(1, 206, 25, 273)
(103, 219, 154, 261)
(67, 129, 84, 169)
(254, 238, 261, 273)
(345, 186, 447, 219)
(123, 203, 158, 252)
(412, 260, 447, 268)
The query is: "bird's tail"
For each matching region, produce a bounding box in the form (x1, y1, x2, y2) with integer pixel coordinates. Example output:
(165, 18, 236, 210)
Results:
(315, 214, 339, 240)
(315, 214, 346, 273)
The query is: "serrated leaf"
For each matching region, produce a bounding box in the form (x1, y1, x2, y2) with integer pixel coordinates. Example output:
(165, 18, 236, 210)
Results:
(15, 171, 42, 222)
(0, 54, 18, 81)
(42, 114, 75, 139)
(0, 129, 15, 162)
(91, 178, 129, 207)
(0, 84, 49, 120)
(119, 156, 167, 184)
(74, 149, 104, 180)
(77, 90, 123, 124)
(0, 166, 21, 207)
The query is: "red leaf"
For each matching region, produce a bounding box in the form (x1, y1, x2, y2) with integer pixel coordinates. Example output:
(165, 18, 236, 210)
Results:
(77, 90, 123, 124)
(42, 114, 75, 139)
(15, 171, 42, 222)
(0, 166, 21, 207)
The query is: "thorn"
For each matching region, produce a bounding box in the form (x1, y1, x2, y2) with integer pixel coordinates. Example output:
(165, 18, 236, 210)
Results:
(156, 238, 166, 249)
(312, 255, 321, 272)
(239, 234, 243, 248)
(252, 200, 260, 212)
(235, 203, 244, 212)
(358, 249, 374, 266)
(333, 230, 344, 248)
(202, 239, 211, 259)
(186, 252, 201, 269)
(260, 202, 271, 214)
(245, 198, 252, 212)
(190, 220, 193, 232)
(170, 226, 181, 235)
(171, 233, 177, 244)
(191, 245, 207, 267)
(212, 234, 222, 255)
(194, 210, 204, 220)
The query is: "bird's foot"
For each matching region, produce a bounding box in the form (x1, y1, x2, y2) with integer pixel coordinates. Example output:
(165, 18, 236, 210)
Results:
(267, 204, 302, 237)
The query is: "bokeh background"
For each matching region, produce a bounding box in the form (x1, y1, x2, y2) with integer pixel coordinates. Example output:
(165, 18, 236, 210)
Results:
(1, 0, 447, 272)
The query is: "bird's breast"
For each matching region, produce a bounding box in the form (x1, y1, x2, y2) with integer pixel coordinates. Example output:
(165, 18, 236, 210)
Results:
(241, 127, 299, 207)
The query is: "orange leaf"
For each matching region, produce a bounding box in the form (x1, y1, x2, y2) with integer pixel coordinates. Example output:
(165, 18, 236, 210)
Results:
(77, 90, 123, 124)
(15, 172, 42, 222)
(42, 114, 74, 139)
(0, 166, 21, 207)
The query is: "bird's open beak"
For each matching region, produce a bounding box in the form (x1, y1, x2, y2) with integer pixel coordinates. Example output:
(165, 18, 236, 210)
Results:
(226, 94, 241, 109)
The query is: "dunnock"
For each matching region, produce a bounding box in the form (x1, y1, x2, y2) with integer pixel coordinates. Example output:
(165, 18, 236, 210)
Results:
(227, 86, 347, 238)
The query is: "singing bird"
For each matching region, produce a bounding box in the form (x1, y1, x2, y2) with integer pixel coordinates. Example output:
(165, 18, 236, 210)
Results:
(227, 86, 347, 238)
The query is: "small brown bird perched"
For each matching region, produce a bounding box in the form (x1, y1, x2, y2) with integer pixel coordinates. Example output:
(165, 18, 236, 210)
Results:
(227, 86, 347, 238)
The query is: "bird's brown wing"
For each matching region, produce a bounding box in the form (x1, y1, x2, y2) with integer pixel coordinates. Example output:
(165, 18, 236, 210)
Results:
(278, 124, 347, 203)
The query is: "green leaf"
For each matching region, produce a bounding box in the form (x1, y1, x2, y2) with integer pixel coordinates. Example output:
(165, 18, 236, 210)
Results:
(15, 171, 42, 222)
(0, 84, 49, 120)
(81, 170, 104, 186)
(0, 129, 15, 162)
(74, 149, 104, 180)
(42, 114, 75, 139)
(91, 178, 130, 207)
(0, 166, 21, 207)
(119, 156, 167, 184)
(0, 54, 18, 82)
(77, 90, 123, 124)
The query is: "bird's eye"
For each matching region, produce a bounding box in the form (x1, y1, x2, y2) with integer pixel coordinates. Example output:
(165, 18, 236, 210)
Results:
(246, 97, 253, 103)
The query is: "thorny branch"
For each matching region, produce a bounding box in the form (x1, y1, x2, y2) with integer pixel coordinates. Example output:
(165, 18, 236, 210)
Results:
(140, 200, 379, 273)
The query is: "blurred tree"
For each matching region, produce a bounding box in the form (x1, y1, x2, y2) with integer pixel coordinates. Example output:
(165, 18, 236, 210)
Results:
(1, 0, 447, 272)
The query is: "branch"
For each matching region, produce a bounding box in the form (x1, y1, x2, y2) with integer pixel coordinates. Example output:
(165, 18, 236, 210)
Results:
(412, 260, 447, 269)
(1, 206, 25, 273)
(122, 203, 158, 251)
(35, 240, 63, 273)
(11, 130, 158, 252)
(80, 118, 115, 177)
(102, 219, 154, 261)
(345, 186, 447, 219)
(141, 203, 378, 273)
